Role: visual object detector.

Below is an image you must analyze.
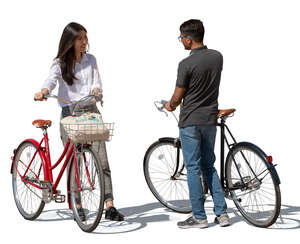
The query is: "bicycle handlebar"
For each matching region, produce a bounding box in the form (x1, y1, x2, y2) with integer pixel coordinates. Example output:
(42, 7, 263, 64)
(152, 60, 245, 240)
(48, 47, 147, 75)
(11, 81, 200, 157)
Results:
(154, 100, 179, 123)
(154, 100, 168, 113)
(35, 94, 103, 115)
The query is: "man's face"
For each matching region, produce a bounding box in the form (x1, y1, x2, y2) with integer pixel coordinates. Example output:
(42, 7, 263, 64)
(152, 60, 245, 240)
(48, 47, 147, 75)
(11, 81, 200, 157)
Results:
(179, 33, 192, 50)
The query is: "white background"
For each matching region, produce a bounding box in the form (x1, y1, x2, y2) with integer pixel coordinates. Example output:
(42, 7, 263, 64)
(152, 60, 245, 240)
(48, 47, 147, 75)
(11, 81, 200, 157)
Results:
(1, 0, 299, 242)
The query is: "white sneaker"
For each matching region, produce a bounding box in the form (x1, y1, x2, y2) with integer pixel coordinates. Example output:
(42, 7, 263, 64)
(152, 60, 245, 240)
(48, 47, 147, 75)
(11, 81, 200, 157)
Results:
(214, 213, 230, 227)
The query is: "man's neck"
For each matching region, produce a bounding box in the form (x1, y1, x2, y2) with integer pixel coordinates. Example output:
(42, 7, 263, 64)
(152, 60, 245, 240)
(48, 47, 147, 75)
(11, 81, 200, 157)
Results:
(191, 42, 204, 50)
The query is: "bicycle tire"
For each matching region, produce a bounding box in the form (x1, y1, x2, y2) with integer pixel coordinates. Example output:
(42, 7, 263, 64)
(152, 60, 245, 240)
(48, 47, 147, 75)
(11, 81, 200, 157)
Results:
(69, 146, 105, 232)
(143, 140, 192, 213)
(225, 142, 281, 227)
(12, 141, 45, 220)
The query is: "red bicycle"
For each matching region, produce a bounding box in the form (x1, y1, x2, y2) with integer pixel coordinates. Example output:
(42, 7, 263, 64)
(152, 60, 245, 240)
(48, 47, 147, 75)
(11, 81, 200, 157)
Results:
(10, 94, 113, 232)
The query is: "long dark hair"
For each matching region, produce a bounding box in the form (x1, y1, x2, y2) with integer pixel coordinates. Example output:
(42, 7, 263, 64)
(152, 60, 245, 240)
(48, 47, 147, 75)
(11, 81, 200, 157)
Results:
(55, 22, 87, 86)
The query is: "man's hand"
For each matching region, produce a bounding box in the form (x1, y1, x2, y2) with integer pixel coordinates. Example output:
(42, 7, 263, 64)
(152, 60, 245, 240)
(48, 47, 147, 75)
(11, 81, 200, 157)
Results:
(165, 101, 176, 112)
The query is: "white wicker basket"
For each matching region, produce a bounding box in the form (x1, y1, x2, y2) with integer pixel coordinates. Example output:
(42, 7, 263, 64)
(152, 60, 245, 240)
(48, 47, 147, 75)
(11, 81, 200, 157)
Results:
(61, 112, 114, 143)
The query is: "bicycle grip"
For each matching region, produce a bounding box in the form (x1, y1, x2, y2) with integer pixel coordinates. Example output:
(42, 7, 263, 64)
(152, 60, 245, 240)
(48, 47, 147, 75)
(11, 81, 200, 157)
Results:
(34, 95, 48, 101)
(161, 100, 168, 106)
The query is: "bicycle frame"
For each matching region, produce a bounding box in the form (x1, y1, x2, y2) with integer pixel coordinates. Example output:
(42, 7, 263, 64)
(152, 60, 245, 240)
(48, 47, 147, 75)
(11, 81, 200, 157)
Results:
(162, 116, 260, 193)
(218, 118, 268, 193)
(218, 118, 237, 190)
(11, 128, 86, 208)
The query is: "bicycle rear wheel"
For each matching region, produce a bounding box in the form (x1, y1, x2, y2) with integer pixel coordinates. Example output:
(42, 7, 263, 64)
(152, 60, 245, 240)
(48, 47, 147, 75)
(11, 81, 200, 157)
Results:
(69, 146, 104, 232)
(225, 142, 281, 227)
(12, 141, 45, 220)
(143, 140, 192, 213)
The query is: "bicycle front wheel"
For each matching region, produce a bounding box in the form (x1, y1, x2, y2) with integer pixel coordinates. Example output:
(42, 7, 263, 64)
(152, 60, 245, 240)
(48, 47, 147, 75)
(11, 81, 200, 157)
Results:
(12, 141, 45, 220)
(143, 140, 192, 213)
(70, 146, 105, 232)
(225, 142, 281, 227)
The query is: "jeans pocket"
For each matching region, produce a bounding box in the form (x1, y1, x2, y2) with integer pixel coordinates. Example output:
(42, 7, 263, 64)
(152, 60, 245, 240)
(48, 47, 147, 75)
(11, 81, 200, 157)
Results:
(180, 125, 199, 139)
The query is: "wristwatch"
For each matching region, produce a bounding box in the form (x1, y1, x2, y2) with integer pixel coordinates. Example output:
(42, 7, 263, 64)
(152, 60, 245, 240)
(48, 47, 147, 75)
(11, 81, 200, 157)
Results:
(170, 103, 176, 110)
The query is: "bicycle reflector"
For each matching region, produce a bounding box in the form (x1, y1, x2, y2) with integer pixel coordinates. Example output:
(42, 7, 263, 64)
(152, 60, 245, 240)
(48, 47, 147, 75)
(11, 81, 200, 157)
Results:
(267, 156, 273, 163)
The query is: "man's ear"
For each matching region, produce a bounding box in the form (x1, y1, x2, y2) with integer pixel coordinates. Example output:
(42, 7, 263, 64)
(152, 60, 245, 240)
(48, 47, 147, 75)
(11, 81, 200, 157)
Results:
(186, 38, 192, 46)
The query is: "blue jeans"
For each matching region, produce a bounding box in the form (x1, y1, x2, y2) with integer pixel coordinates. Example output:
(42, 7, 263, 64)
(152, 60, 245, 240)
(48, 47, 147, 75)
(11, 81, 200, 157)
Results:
(180, 125, 227, 220)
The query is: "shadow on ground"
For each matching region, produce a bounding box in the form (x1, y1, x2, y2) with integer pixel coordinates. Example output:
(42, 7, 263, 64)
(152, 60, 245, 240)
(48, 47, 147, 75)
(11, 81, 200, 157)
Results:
(36, 202, 300, 234)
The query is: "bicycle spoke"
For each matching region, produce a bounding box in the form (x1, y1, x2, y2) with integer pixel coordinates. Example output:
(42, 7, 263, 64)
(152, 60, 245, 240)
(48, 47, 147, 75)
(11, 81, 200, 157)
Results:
(70, 147, 104, 232)
(226, 144, 280, 227)
(12, 142, 45, 220)
(144, 142, 191, 213)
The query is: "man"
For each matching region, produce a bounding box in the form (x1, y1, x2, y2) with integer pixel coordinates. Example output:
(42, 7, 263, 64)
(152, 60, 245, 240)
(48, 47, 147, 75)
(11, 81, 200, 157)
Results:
(165, 19, 230, 228)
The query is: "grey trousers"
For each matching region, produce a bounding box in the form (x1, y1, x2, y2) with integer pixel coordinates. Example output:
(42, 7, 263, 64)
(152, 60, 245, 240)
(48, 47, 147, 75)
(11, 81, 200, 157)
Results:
(60, 103, 114, 202)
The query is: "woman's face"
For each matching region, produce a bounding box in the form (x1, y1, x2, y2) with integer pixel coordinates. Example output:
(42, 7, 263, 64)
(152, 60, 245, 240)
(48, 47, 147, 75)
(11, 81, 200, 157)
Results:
(74, 30, 88, 55)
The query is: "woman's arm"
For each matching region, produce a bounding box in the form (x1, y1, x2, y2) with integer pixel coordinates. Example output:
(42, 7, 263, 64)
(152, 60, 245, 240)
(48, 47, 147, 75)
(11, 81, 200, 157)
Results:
(42, 60, 60, 93)
(34, 60, 60, 101)
(90, 55, 103, 93)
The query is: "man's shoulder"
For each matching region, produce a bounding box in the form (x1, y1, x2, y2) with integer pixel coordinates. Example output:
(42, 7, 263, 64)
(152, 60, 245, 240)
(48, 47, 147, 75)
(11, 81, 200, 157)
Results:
(192, 48, 223, 66)
(179, 55, 191, 65)
(206, 48, 223, 58)
(178, 48, 223, 68)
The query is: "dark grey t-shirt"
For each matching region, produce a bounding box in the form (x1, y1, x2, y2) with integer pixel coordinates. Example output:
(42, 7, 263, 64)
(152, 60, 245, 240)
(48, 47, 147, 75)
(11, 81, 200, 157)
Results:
(176, 46, 223, 128)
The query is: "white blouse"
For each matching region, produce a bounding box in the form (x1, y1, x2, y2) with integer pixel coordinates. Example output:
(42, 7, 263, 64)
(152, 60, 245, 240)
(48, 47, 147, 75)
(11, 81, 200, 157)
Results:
(42, 53, 103, 107)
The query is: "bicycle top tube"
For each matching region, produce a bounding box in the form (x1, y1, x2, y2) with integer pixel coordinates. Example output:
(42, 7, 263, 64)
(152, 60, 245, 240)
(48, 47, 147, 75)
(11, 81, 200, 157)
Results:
(43, 94, 103, 115)
(154, 100, 236, 124)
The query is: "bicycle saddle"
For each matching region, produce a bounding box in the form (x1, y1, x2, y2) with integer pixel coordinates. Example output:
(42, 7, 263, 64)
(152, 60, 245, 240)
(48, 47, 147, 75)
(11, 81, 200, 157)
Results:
(217, 109, 236, 119)
(32, 120, 52, 128)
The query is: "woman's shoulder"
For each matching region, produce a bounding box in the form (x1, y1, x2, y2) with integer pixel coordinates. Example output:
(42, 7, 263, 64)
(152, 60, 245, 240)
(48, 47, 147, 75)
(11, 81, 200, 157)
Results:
(49, 58, 61, 72)
(50, 58, 60, 66)
(86, 53, 97, 63)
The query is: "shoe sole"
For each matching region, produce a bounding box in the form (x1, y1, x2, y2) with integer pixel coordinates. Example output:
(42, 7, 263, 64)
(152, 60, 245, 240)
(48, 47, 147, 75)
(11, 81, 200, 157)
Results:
(214, 220, 230, 227)
(178, 224, 208, 229)
(219, 223, 230, 227)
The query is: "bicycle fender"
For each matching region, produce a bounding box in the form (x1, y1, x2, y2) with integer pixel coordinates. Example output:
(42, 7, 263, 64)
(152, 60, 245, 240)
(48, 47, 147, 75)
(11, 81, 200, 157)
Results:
(229, 142, 281, 185)
(10, 139, 48, 179)
(158, 137, 181, 147)
(268, 163, 281, 185)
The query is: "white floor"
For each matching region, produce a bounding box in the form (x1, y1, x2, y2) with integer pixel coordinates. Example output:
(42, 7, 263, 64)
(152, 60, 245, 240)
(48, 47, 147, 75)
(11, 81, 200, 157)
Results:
(5, 196, 300, 243)
(2, 0, 300, 242)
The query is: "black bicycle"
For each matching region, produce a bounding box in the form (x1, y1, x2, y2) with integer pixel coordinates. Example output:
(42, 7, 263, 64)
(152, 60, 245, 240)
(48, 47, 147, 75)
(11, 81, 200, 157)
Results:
(143, 101, 281, 227)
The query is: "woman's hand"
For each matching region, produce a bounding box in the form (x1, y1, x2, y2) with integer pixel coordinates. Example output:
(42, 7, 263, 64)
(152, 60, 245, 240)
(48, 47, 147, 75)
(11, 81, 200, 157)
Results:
(34, 88, 49, 101)
(92, 88, 103, 100)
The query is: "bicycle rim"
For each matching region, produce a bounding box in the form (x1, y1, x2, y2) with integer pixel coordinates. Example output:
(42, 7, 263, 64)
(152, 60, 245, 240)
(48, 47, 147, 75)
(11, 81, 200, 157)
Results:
(12, 141, 45, 220)
(70, 147, 104, 232)
(144, 141, 192, 213)
(226, 144, 281, 227)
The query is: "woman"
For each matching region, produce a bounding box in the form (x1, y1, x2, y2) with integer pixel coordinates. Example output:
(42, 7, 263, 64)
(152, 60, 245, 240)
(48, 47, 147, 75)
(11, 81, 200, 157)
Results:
(34, 22, 124, 221)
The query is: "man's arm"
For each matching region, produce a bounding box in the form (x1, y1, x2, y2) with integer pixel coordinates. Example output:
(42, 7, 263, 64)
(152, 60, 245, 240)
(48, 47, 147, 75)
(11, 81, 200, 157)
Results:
(165, 86, 185, 111)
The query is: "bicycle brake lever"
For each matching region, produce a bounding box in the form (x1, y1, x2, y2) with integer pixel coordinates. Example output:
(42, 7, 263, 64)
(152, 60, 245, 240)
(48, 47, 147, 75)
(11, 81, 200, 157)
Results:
(154, 100, 168, 117)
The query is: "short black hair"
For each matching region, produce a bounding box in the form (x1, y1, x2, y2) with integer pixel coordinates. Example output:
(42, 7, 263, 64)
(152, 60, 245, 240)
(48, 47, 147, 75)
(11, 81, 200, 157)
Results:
(179, 19, 205, 43)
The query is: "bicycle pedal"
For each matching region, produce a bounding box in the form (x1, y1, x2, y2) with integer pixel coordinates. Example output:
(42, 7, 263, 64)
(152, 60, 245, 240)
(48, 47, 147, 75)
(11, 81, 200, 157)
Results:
(54, 194, 66, 203)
